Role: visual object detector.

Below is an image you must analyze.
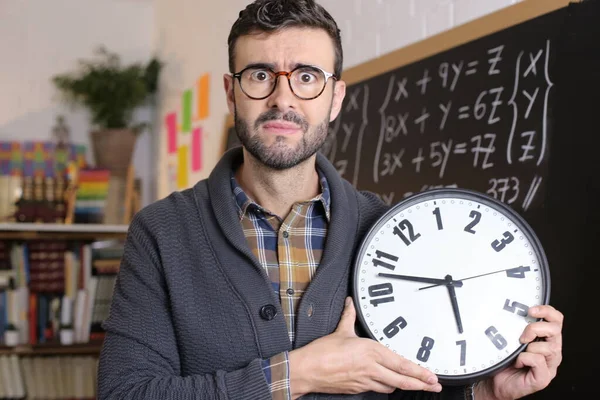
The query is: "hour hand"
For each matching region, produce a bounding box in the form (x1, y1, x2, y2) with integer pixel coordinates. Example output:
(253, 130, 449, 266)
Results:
(378, 273, 463, 287)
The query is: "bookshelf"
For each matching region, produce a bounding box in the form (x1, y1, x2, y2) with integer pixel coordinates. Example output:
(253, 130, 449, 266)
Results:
(0, 222, 124, 398)
(0, 223, 125, 354)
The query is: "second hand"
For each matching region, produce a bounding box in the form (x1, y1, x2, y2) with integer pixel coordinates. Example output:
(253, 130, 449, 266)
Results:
(418, 267, 515, 290)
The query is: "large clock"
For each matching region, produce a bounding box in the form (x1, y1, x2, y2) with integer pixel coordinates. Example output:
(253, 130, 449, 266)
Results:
(353, 188, 550, 385)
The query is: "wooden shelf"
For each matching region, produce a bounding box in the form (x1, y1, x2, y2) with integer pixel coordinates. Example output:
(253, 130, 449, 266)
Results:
(0, 223, 128, 240)
(0, 341, 103, 356)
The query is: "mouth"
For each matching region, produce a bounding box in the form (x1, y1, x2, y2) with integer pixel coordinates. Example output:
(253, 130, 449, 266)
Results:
(262, 121, 302, 135)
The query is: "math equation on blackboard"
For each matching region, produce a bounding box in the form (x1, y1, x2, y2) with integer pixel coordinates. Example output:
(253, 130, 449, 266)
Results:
(321, 10, 562, 214)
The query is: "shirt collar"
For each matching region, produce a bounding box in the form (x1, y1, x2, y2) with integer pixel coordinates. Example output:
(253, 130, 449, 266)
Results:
(230, 168, 331, 222)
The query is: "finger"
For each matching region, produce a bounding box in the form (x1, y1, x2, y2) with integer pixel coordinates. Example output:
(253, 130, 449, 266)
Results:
(513, 352, 552, 391)
(529, 305, 564, 327)
(377, 348, 438, 386)
(373, 362, 442, 393)
(525, 340, 562, 370)
(519, 320, 562, 346)
(525, 341, 553, 358)
(366, 379, 396, 395)
(335, 297, 357, 336)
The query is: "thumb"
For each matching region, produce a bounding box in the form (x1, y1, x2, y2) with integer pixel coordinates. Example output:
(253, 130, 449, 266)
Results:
(335, 297, 357, 336)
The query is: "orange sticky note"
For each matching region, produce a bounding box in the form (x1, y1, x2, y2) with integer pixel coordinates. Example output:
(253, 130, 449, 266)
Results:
(197, 74, 210, 120)
(177, 145, 189, 189)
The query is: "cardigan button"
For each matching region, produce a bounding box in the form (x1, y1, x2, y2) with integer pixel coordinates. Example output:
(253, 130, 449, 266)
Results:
(260, 305, 278, 321)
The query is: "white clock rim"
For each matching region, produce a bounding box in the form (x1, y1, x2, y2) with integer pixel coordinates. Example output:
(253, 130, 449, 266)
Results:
(352, 187, 551, 386)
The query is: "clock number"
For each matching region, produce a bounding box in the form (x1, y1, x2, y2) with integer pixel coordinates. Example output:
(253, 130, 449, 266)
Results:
(368, 283, 394, 307)
(491, 231, 514, 252)
(456, 340, 467, 366)
(485, 326, 508, 350)
(416, 336, 435, 362)
(433, 207, 443, 230)
(503, 299, 529, 317)
(506, 266, 531, 278)
(383, 316, 408, 338)
(393, 219, 421, 246)
(464, 211, 482, 234)
(372, 250, 399, 271)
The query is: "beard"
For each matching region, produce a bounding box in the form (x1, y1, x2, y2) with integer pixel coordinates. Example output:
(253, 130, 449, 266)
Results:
(234, 107, 331, 170)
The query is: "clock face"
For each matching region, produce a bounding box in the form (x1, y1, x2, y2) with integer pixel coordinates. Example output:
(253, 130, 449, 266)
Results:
(353, 189, 550, 385)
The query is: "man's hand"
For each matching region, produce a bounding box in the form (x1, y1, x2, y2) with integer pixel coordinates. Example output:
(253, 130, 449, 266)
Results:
(475, 305, 564, 400)
(288, 297, 442, 399)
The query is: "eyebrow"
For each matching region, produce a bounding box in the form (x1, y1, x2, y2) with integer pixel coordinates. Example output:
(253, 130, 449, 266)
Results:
(241, 62, 319, 71)
(243, 62, 276, 70)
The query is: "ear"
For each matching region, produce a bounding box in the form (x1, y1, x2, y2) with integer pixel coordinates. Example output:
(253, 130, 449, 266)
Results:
(329, 80, 346, 122)
(223, 74, 236, 115)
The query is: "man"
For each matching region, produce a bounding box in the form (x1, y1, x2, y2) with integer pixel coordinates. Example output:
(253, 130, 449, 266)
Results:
(97, 1, 563, 399)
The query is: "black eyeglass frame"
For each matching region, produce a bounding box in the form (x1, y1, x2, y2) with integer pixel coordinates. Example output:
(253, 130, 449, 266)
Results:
(232, 64, 338, 100)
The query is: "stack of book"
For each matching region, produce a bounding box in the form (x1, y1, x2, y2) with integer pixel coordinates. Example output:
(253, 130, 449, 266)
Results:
(73, 169, 111, 224)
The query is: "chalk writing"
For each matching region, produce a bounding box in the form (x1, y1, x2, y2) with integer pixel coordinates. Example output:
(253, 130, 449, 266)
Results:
(321, 12, 559, 214)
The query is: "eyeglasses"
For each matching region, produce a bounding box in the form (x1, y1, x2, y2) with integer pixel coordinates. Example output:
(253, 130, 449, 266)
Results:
(232, 64, 337, 100)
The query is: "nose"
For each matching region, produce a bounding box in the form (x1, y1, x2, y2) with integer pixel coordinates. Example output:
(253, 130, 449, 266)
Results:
(266, 74, 297, 111)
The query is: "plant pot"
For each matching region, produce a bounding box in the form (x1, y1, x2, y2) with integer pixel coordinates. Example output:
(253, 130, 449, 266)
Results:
(90, 128, 137, 178)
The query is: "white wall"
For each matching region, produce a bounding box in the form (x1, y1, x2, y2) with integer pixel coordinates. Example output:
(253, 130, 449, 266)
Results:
(0, 0, 156, 207)
(154, 0, 523, 199)
(320, 0, 523, 70)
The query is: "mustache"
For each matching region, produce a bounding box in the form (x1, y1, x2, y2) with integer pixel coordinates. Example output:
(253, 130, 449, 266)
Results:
(254, 109, 309, 132)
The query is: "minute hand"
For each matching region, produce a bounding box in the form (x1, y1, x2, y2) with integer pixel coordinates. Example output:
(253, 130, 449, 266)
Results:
(379, 273, 463, 287)
(418, 268, 514, 290)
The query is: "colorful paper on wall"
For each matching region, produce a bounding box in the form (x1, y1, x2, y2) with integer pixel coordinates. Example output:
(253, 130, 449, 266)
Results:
(197, 74, 210, 120)
(182, 90, 193, 133)
(192, 128, 202, 172)
(177, 145, 189, 189)
(164, 71, 211, 192)
(165, 112, 177, 154)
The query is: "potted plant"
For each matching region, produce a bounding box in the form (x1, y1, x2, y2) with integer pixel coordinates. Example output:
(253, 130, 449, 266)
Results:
(52, 46, 163, 177)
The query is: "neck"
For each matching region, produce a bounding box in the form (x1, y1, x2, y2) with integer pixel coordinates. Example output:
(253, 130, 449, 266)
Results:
(236, 149, 321, 219)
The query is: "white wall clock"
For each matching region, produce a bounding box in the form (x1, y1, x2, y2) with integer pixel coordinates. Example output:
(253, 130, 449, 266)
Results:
(353, 188, 550, 385)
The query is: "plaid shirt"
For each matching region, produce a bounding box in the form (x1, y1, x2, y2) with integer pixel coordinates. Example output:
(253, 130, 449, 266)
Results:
(231, 170, 331, 400)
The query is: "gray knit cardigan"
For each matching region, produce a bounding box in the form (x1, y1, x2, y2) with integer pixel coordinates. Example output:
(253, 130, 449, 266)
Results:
(97, 147, 466, 400)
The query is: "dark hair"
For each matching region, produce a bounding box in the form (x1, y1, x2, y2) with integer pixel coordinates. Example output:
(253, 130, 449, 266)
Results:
(228, 0, 343, 78)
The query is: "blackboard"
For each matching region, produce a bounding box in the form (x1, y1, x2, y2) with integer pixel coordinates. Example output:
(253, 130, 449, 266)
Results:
(222, 0, 599, 396)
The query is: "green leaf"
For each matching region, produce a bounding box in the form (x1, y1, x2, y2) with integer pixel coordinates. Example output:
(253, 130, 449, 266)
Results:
(52, 47, 164, 131)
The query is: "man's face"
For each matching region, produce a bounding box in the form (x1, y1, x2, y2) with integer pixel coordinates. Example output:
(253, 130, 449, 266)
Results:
(224, 27, 346, 170)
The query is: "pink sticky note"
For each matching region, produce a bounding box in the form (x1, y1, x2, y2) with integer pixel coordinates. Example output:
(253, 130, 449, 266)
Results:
(192, 127, 202, 171)
(166, 112, 177, 154)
